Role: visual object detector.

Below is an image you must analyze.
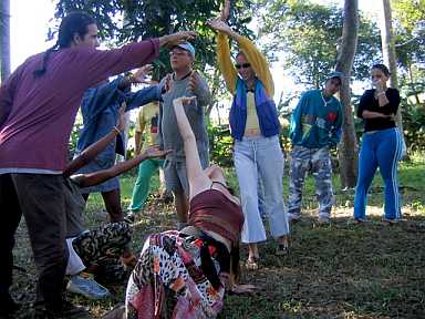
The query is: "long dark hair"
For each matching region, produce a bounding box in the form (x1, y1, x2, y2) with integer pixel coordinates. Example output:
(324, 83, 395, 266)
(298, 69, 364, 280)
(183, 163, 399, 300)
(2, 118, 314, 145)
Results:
(33, 12, 95, 77)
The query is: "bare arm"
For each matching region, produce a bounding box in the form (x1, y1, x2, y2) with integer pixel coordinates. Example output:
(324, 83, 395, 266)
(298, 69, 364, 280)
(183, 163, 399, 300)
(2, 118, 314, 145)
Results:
(158, 31, 197, 48)
(207, 19, 274, 96)
(64, 106, 126, 177)
(76, 146, 170, 187)
(64, 127, 120, 178)
(361, 110, 394, 119)
(172, 96, 211, 198)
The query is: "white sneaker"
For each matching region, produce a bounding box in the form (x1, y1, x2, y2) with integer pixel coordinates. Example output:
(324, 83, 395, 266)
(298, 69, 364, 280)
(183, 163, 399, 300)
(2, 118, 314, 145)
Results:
(67, 275, 110, 299)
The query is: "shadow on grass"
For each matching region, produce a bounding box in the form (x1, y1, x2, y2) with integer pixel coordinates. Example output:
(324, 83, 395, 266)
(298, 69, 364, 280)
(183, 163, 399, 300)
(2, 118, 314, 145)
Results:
(9, 169, 425, 318)
(222, 215, 425, 319)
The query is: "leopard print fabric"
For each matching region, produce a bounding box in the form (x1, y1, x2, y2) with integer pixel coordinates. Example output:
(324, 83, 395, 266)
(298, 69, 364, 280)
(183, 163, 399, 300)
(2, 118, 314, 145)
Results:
(125, 230, 225, 319)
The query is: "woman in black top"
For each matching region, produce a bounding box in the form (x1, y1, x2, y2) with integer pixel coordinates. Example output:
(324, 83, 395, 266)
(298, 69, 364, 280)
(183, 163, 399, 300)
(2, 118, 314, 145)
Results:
(353, 64, 403, 223)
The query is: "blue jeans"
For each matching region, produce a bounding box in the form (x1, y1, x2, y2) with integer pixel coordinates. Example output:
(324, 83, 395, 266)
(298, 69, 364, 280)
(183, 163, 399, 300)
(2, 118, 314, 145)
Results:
(354, 128, 403, 220)
(234, 135, 289, 243)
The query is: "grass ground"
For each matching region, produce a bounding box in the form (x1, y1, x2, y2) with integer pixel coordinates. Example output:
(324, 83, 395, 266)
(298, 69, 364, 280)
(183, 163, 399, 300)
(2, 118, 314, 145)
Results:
(10, 159, 425, 318)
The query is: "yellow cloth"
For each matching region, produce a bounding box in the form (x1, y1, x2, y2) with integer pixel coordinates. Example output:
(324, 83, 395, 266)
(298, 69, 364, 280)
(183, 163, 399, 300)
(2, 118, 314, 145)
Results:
(216, 32, 274, 97)
(136, 102, 160, 152)
(244, 92, 261, 136)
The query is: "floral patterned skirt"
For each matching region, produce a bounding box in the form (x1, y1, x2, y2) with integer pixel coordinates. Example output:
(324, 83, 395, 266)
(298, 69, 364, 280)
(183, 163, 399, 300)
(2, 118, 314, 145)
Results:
(125, 230, 225, 319)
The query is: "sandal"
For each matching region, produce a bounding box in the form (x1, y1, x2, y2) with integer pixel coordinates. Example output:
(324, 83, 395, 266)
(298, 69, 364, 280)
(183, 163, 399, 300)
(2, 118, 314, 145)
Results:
(275, 244, 290, 256)
(245, 257, 260, 271)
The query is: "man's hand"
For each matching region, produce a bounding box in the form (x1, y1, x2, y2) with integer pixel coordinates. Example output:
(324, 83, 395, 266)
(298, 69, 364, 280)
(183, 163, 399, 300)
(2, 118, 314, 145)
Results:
(142, 145, 172, 159)
(159, 31, 197, 49)
(131, 64, 153, 84)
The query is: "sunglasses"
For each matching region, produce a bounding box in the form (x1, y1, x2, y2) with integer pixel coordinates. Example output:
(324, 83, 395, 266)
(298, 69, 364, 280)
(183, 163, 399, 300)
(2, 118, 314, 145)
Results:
(235, 63, 251, 69)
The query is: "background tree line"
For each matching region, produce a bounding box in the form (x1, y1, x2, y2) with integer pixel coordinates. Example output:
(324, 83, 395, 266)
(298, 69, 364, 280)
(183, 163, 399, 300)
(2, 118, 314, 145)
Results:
(1, 0, 423, 187)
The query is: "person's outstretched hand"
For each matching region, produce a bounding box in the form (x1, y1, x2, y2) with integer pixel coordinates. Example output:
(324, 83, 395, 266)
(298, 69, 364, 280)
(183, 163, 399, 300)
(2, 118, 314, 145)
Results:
(131, 64, 153, 83)
(142, 145, 171, 159)
(159, 31, 197, 49)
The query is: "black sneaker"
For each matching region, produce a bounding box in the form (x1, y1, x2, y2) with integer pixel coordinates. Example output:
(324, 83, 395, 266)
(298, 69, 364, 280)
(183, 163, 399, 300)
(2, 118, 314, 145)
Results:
(0, 293, 20, 317)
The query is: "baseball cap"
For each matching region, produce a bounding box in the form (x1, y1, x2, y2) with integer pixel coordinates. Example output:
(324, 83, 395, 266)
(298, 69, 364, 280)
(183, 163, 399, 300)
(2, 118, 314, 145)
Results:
(326, 71, 344, 83)
(174, 42, 196, 58)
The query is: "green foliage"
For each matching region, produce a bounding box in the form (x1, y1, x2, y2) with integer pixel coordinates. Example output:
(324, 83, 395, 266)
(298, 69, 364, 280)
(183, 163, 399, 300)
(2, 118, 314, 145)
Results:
(401, 101, 425, 152)
(207, 123, 233, 167)
(54, 0, 254, 79)
(255, 0, 381, 87)
(392, 0, 425, 70)
(68, 111, 83, 158)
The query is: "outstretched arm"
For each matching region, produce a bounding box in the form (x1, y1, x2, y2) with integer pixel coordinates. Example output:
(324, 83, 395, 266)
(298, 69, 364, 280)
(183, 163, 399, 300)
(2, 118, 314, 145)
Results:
(64, 106, 126, 177)
(207, 19, 274, 97)
(172, 96, 211, 198)
(64, 127, 121, 178)
(73, 146, 170, 187)
(207, 20, 238, 94)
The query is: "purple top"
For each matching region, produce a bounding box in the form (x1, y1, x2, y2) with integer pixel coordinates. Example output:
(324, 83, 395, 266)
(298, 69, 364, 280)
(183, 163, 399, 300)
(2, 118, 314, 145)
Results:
(0, 39, 159, 173)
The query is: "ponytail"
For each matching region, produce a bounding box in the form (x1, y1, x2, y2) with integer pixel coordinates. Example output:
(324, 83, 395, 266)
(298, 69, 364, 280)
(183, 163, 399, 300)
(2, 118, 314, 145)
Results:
(33, 43, 59, 78)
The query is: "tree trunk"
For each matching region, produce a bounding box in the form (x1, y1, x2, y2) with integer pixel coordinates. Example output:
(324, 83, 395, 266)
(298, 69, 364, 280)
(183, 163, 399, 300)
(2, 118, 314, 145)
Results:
(380, 0, 403, 131)
(1, 0, 11, 81)
(335, 0, 359, 189)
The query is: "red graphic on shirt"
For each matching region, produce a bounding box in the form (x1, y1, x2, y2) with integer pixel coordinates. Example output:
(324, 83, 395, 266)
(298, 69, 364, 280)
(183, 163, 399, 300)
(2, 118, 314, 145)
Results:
(327, 112, 337, 122)
(150, 113, 158, 133)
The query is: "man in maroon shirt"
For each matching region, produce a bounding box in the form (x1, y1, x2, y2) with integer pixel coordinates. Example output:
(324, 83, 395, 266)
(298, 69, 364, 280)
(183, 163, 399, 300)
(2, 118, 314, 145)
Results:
(0, 11, 195, 318)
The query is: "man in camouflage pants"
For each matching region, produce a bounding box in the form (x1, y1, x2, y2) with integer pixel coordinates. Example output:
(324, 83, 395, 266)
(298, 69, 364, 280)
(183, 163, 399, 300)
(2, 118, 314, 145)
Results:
(288, 72, 344, 224)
